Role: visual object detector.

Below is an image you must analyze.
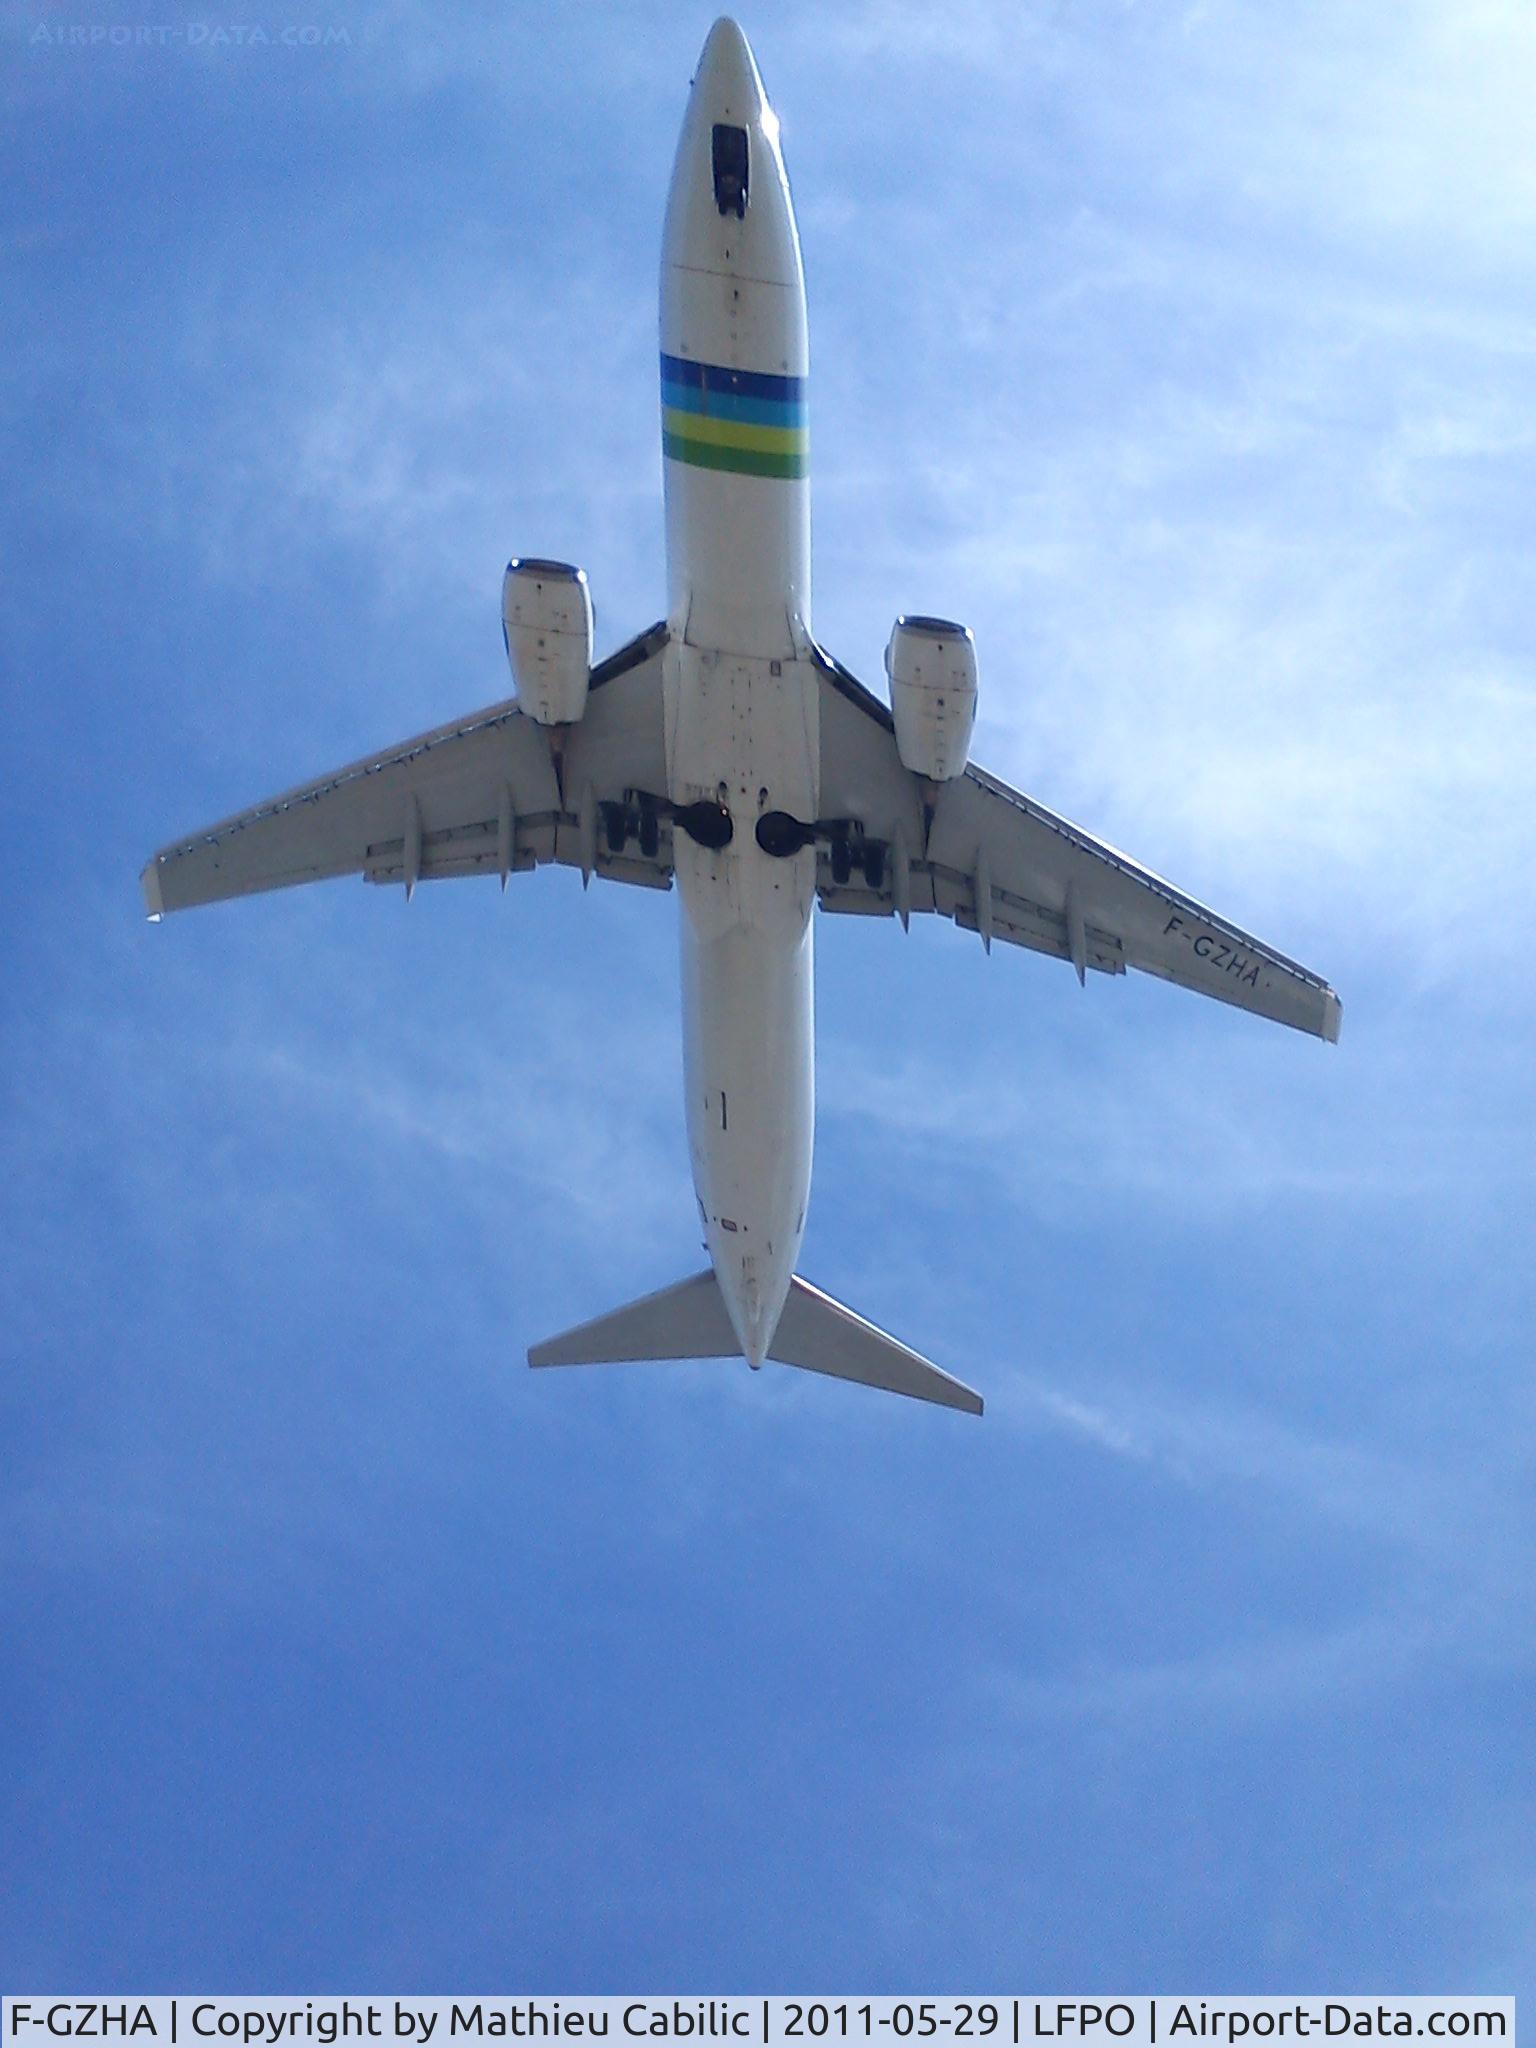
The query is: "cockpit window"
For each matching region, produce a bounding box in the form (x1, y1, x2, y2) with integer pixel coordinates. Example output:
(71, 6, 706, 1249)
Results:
(712, 124, 749, 219)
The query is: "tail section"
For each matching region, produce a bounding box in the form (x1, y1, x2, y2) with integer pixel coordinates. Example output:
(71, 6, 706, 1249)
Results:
(770, 1276, 983, 1415)
(528, 1269, 735, 1366)
(529, 1270, 983, 1416)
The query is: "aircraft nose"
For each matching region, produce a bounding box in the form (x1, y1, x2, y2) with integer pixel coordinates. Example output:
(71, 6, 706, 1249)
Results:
(694, 16, 765, 117)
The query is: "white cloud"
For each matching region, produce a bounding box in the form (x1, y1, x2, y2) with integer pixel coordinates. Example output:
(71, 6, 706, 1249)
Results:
(1223, 0, 1536, 262)
(784, 0, 1536, 1007)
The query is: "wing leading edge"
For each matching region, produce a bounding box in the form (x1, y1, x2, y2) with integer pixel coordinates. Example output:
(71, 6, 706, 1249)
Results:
(141, 623, 672, 917)
(811, 644, 1341, 1042)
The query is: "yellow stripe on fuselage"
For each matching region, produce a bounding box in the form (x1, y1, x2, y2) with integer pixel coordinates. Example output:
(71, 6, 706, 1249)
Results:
(660, 406, 808, 457)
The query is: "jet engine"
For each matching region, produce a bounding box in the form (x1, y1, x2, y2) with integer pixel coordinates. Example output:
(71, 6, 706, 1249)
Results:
(502, 559, 594, 725)
(885, 616, 977, 781)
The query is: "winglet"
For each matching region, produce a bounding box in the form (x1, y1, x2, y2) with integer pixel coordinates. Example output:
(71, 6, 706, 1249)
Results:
(1322, 989, 1343, 1044)
(140, 858, 165, 922)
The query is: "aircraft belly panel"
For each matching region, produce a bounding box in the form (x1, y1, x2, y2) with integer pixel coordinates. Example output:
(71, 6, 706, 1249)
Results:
(680, 912, 813, 1363)
(666, 637, 817, 1359)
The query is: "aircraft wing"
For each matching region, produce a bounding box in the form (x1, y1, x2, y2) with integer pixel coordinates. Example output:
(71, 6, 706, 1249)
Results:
(810, 644, 1341, 1041)
(141, 623, 673, 916)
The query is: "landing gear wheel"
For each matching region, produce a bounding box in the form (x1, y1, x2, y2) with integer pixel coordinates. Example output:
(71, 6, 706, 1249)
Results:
(862, 842, 886, 892)
(603, 805, 630, 855)
(830, 835, 853, 887)
(638, 808, 660, 860)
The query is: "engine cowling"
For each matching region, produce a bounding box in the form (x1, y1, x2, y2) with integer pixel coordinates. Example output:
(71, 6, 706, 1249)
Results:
(885, 615, 977, 781)
(502, 558, 593, 725)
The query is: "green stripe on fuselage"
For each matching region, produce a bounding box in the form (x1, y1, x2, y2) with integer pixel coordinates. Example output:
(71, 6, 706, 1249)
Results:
(662, 429, 808, 480)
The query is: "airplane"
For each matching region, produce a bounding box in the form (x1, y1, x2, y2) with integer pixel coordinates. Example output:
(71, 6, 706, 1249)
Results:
(140, 17, 1341, 1419)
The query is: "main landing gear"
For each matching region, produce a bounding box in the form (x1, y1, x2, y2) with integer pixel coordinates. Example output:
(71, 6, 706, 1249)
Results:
(601, 794, 732, 857)
(601, 794, 888, 886)
(756, 809, 887, 889)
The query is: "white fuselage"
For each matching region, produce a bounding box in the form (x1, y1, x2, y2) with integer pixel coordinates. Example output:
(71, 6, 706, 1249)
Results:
(659, 20, 817, 1367)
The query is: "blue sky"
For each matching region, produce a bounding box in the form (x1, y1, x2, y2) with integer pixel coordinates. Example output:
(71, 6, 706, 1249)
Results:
(5, 0, 1534, 1993)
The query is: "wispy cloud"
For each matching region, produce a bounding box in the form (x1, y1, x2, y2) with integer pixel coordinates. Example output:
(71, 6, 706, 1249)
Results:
(250, 1007, 691, 1243)
(797, 0, 1536, 1004)
(990, 1609, 1433, 1725)
(1001, 1372, 1508, 1557)
(9, 0, 1535, 1991)
(969, 1338, 1535, 1730)
(823, 997, 1532, 1226)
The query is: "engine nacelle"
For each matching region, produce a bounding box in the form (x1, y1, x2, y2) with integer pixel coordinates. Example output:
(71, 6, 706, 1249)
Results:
(502, 558, 593, 726)
(885, 615, 977, 781)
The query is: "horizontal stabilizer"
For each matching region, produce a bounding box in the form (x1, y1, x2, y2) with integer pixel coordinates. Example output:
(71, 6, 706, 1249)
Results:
(529, 1269, 982, 1415)
(528, 1269, 735, 1365)
(770, 1277, 983, 1415)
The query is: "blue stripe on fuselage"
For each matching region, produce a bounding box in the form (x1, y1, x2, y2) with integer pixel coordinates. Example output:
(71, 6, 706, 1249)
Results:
(661, 379, 806, 427)
(660, 351, 806, 407)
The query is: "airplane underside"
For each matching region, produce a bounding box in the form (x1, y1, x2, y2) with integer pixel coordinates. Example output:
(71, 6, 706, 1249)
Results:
(139, 19, 1339, 1419)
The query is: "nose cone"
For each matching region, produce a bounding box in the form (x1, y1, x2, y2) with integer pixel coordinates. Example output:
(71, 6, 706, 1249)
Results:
(694, 16, 766, 120)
